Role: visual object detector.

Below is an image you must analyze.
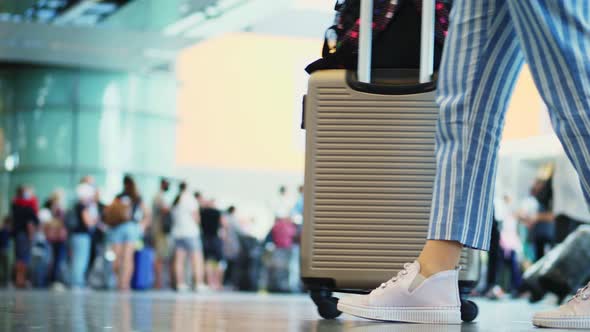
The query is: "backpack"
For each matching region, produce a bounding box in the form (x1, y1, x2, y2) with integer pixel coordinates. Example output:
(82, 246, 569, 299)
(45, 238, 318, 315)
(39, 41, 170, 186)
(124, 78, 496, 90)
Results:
(64, 208, 79, 232)
(161, 210, 173, 234)
(305, 0, 451, 74)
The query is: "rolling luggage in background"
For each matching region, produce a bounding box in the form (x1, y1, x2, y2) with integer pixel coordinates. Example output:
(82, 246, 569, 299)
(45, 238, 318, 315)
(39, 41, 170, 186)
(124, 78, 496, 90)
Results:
(235, 235, 263, 291)
(30, 233, 51, 288)
(88, 243, 117, 290)
(131, 247, 155, 290)
(522, 225, 590, 303)
(301, 0, 480, 321)
(266, 248, 292, 293)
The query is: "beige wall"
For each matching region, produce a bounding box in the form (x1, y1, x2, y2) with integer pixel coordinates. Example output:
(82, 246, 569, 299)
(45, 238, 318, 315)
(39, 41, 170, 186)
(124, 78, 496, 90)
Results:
(176, 33, 319, 173)
(502, 65, 544, 140)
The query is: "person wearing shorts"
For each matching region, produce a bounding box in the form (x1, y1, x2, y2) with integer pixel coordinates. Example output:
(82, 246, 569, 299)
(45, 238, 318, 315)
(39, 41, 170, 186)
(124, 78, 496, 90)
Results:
(108, 175, 147, 291)
(171, 182, 205, 292)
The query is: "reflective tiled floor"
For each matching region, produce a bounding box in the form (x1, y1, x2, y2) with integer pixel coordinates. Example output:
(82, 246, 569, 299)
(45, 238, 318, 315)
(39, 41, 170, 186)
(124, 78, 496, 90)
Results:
(0, 290, 569, 331)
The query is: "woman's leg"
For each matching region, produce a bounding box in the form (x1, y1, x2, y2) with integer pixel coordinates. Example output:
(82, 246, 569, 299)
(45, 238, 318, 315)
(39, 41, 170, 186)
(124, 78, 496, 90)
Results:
(154, 256, 163, 289)
(191, 250, 205, 288)
(119, 242, 135, 291)
(195, 239, 205, 288)
(14, 233, 30, 288)
(111, 243, 123, 276)
(70, 234, 91, 288)
(174, 247, 186, 288)
(502, 1, 590, 328)
(418, 0, 526, 277)
(338, 0, 527, 323)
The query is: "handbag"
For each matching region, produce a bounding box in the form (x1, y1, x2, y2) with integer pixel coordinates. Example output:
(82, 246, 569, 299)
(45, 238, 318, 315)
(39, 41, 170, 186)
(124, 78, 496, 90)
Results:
(103, 199, 130, 227)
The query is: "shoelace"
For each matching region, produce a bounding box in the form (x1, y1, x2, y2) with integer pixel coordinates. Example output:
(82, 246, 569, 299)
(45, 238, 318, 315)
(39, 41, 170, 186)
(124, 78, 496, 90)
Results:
(379, 262, 412, 289)
(573, 284, 590, 301)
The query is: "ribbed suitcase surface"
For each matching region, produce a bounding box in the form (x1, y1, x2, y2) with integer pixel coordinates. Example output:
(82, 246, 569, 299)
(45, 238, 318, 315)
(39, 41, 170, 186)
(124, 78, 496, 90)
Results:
(302, 70, 478, 289)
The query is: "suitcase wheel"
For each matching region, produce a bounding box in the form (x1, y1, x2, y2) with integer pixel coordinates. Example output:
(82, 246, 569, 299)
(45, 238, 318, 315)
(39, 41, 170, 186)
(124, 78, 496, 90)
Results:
(460, 299, 479, 322)
(310, 289, 342, 320)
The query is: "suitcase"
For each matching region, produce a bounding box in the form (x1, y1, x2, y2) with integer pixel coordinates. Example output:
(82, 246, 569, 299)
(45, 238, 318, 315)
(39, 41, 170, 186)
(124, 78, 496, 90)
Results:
(30, 233, 51, 288)
(88, 244, 117, 290)
(266, 248, 293, 293)
(522, 225, 590, 303)
(235, 235, 263, 291)
(131, 247, 155, 290)
(301, 0, 480, 321)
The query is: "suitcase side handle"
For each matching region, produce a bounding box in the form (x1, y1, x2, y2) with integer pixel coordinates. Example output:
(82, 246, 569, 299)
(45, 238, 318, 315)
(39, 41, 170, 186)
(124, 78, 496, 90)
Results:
(357, 0, 436, 84)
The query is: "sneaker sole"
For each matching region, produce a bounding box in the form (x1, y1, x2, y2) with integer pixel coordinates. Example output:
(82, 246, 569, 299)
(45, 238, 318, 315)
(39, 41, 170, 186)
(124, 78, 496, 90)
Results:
(533, 317, 590, 329)
(337, 302, 461, 324)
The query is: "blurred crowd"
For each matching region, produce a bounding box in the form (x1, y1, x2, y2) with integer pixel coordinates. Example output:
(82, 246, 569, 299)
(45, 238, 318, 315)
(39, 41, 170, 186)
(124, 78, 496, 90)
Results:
(0, 175, 305, 293)
(481, 169, 587, 301)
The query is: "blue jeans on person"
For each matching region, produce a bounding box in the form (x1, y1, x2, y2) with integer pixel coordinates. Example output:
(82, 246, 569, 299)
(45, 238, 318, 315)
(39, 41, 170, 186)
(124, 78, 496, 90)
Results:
(70, 233, 91, 288)
(14, 232, 31, 264)
(108, 221, 140, 245)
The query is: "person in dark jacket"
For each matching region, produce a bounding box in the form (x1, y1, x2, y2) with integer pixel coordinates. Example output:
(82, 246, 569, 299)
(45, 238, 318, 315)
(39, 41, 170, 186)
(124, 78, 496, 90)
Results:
(198, 196, 225, 290)
(70, 183, 98, 288)
(11, 185, 39, 288)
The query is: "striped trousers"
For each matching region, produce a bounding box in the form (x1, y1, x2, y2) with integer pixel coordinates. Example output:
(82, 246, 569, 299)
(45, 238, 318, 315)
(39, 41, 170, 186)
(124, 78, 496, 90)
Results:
(427, 0, 590, 250)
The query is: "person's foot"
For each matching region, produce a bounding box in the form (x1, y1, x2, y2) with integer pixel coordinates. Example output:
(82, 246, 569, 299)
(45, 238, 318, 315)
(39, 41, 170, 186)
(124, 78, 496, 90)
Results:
(337, 261, 461, 324)
(194, 284, 210, 293)
(485, 285, 506, 300)
(51, 282, 66, 292)
(176, 283, 189, 293)
(533, 284, 590, 329)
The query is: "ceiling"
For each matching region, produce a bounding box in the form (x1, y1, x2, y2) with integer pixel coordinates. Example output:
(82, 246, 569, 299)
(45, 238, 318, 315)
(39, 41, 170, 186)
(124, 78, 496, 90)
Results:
(0, 0, 131, 25)
(0, 0, 335, 72)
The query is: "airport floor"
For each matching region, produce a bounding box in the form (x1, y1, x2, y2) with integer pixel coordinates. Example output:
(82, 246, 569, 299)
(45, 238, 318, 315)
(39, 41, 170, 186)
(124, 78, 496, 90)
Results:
(0, 290, 571, 332)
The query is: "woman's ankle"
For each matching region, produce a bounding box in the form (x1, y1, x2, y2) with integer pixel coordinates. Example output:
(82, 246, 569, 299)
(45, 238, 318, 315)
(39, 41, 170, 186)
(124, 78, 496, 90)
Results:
(417, 240, 463, 278)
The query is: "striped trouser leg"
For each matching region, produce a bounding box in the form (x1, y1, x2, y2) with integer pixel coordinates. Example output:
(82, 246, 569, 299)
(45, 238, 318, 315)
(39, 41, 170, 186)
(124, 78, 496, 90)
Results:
(428, 0, 525, 250)
(506, 1, 590, 208)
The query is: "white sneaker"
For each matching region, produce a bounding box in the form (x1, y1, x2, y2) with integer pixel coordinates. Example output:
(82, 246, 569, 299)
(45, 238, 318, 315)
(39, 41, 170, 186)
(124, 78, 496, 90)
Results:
(194, 284, 210, 293)
(337, 261, 462, 324)
(176, 283, 189, 293)
(533, 284, 590, 329)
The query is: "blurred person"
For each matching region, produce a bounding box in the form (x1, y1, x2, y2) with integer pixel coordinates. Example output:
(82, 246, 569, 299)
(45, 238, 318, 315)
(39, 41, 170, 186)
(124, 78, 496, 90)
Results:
(11, 186, 39, 288)
(199, 197, 225, 290)
(496, 195, 523, 295)
(87, 188, 107, 282)
(40, 190, 68, 290)
(272, 186, 292, 219)
(221, 206, 241, 288)
(266, 217, 298, 292)
(0, 216, 12, 287)
(291, 185, 304, 218)
(70, 183, 98, 289)
(109, 175, 149, 290)
(152, 178, 171, 289)
(519, 179, 555, 262)
(171, 182, 204, 292)
(289, 185, 304, 292)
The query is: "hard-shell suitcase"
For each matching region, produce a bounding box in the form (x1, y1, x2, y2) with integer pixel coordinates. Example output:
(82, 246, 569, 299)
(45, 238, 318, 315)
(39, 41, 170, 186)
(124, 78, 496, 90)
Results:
(523, 225, 590, 303)
(301, 0, 480, 321)
(131, 247, 155, 290)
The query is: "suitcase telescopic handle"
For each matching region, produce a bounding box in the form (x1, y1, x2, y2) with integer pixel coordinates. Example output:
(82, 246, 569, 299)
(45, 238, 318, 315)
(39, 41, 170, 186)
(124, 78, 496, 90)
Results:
(357, 0, 436, 84)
